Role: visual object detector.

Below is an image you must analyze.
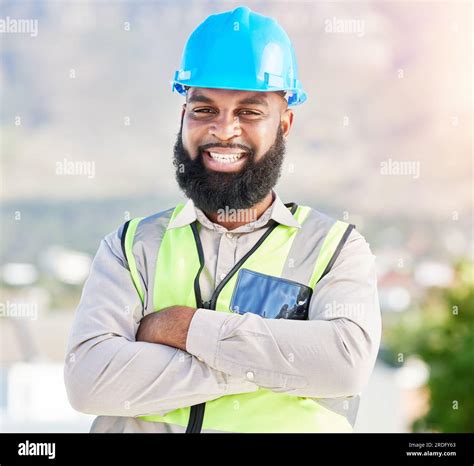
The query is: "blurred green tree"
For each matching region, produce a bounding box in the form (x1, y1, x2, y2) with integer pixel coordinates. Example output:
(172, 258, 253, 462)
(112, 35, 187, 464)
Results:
(385, 262, 474, 432)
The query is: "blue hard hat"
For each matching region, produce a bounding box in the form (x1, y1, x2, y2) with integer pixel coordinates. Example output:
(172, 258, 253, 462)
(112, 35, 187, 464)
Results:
(171, 5, 307, 106)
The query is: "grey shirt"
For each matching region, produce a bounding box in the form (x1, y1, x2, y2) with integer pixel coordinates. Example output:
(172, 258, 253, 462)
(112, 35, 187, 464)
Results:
(64, 192, 381, 433)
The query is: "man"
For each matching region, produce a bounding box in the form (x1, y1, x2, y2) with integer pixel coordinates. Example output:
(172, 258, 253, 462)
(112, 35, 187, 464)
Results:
(64, 5, 381, 433)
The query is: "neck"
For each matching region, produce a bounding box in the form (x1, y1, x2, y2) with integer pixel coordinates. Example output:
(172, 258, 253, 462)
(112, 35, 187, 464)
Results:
(205, 191, 274, 230)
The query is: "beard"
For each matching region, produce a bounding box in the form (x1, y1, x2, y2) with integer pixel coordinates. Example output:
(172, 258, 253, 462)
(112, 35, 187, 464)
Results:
(173, 125, 286, 212)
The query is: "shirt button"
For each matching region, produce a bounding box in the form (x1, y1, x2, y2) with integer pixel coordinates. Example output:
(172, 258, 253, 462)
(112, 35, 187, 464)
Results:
(219, 273, 226, 280)
(197, 356, 204, 362)
(226, 233, 234, 239)
(246, 371, 255, 381)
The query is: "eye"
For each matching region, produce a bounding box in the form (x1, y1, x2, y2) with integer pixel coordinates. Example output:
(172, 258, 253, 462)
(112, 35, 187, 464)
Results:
(238, 110, 262, 118)
(193, 108, 216, 114)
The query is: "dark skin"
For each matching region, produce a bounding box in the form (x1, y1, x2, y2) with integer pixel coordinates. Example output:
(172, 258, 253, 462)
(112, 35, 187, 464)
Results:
(136, 305, 197, 350)
(182, 87, 293, 229)
(136, 88, 294, 349)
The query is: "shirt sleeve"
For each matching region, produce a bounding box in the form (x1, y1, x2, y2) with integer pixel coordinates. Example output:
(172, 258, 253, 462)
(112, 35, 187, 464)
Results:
(185, 228, 382, 399)
(64, 224, 258, 418)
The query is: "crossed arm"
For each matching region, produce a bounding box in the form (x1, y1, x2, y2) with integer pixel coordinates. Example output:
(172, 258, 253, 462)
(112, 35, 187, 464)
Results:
(135, 305, 196, 351)
(64, 234, 258, 418)
(64, 225, 381, 418)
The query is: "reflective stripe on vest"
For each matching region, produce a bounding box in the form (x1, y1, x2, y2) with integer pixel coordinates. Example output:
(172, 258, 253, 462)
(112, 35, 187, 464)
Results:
(122, 204, 355, 433)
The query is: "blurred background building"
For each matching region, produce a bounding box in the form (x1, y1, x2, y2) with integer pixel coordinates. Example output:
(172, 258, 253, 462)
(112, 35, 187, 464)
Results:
(0, 0, 472, 433)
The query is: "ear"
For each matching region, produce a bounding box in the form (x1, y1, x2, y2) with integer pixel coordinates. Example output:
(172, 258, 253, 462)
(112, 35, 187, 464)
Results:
(281, 109, 294, 139)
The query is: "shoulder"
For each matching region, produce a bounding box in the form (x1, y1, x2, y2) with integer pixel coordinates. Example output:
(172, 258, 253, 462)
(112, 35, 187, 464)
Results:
(131, 207, 177, 239)
(103, 206, 178, 252)
(302, 204, 373, 256)
(301, 205, 337, 231)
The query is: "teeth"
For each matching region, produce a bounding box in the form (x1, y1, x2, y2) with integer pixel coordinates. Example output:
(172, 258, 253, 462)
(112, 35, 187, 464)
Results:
(209, 152, 244, 163)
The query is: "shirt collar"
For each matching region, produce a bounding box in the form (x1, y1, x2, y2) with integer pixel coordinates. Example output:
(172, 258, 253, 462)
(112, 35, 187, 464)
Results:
(167, 191, 301, 231)
(271, 193, 301, 229)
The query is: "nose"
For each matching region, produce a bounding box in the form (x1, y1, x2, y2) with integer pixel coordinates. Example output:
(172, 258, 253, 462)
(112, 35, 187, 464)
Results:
(208, 113, 242, 140)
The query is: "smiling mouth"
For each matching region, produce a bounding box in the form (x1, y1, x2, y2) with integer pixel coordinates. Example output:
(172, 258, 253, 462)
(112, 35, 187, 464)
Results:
(202, 151, 248, 164)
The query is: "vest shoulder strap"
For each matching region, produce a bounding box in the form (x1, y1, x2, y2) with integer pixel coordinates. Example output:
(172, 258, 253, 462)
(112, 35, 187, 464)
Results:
(120, 204, 187, 305)
(308, 220, 355, 289)
(121, 217, 145, 303)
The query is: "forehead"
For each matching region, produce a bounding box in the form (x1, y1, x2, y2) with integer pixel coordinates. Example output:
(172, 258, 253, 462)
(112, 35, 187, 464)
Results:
(186, 87, 279, 107)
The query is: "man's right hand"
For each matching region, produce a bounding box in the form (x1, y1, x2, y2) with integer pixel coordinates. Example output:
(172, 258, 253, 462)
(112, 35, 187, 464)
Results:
(136, 306, 197, 351)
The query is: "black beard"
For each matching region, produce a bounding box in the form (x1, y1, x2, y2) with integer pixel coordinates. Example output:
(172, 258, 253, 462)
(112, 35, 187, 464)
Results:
(173, 126, 286, 212)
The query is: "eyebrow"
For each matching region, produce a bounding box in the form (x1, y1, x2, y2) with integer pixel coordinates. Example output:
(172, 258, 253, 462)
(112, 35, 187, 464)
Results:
(238, 95, 269, 107)
(187, 94, 214, 104)
(187, 92, 269, 107)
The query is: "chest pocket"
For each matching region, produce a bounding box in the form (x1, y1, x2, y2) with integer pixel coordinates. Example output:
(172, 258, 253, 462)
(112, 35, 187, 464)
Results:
(229, 269, 312, 320)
